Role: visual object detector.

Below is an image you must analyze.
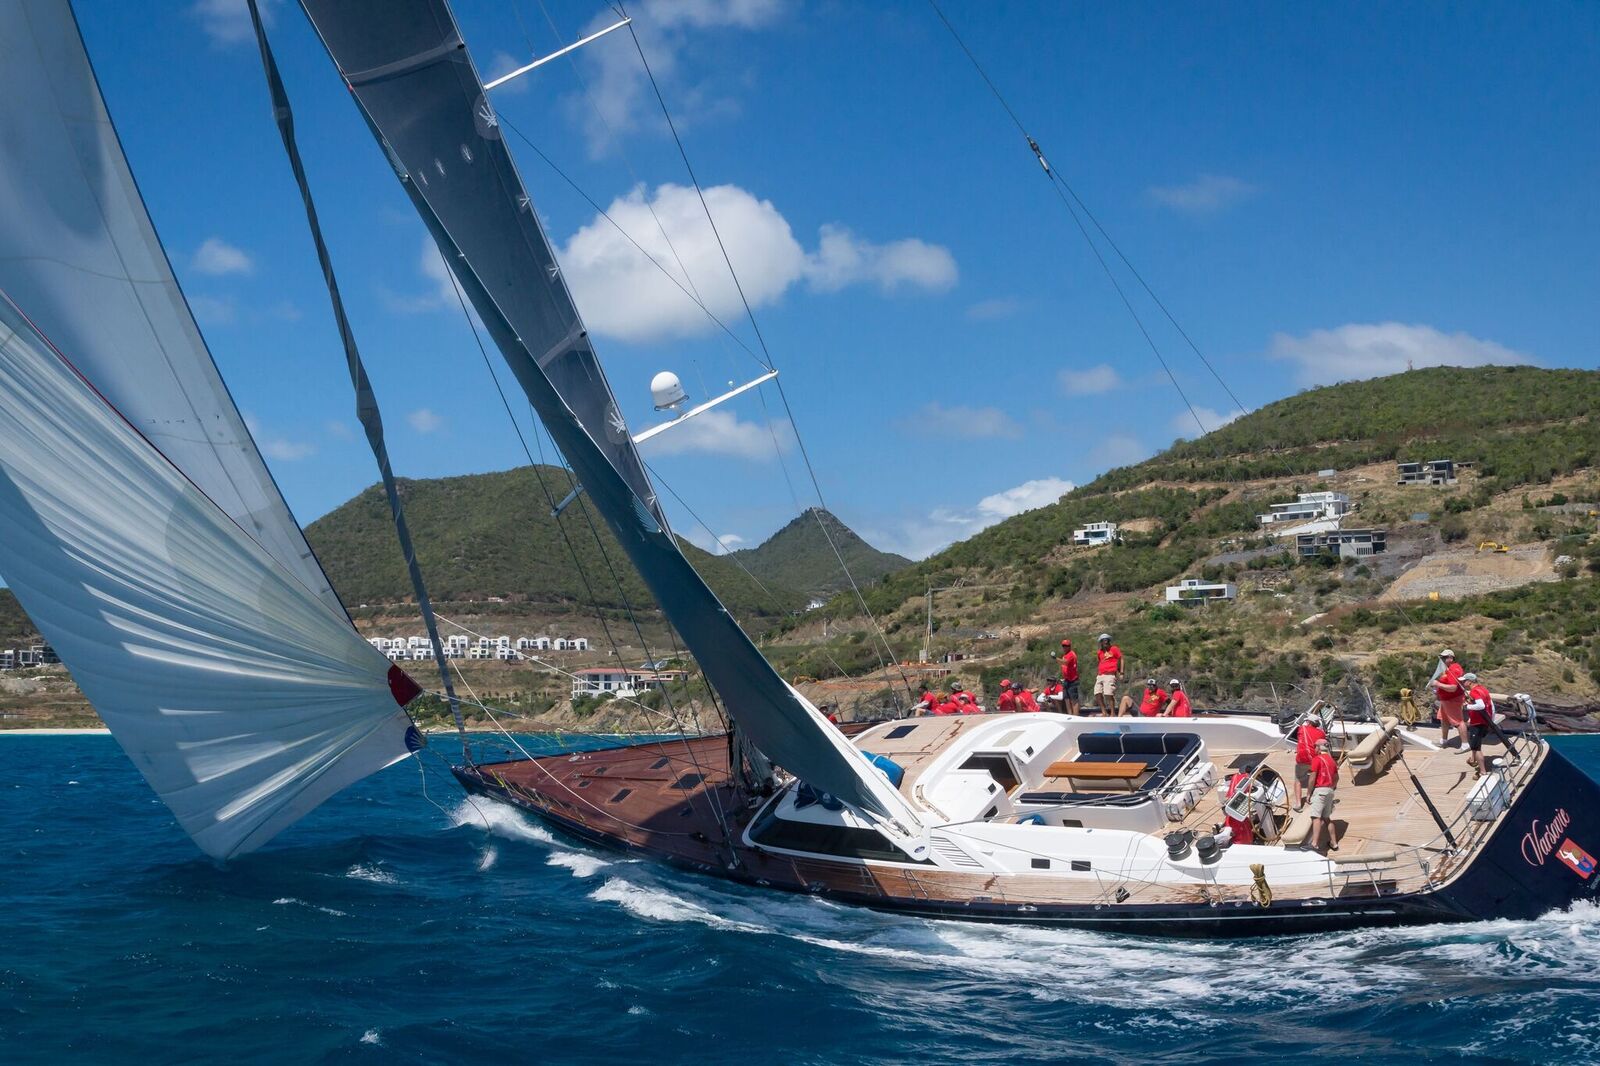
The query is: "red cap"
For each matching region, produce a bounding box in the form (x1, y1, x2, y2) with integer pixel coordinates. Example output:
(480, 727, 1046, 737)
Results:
(1061, 639, 1072, 647)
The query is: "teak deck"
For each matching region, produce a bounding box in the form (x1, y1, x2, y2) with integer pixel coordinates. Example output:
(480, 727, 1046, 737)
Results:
(467, 714, 1530, 913)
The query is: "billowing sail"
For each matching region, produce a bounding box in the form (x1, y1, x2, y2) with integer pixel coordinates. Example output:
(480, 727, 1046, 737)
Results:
(300, 0, 928, 854)
(0, 290, 419, 860)
(0, 0, 344, 620)
(0, 0, 420, 859)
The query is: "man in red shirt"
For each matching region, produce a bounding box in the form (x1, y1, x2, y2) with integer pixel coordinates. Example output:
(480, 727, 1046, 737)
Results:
(1092, 633, 1122, 715)
(915, 689, 938, 716)
(932, 693, 959, 716)
(1015, 685, 1040, 712)
(1462, 672, 1496, 777)
(996, 680, 1018, 713)
(1307, 738, 1340, 853)
(1129, 679, 1167, 717)
(1223, 766, 1256, 845)
(1293, 717, 1327, 811)
(1040, 680, 1065, 712)
(1059, 639, 1080, 715)
(1162, 679, 1192, 717)
(1430, 649, 1466, 749)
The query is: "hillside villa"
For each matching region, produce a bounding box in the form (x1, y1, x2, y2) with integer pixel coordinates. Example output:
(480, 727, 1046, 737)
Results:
(571, 667, 689, 698)
(368, 634, 590, 662)
(1297, 528, 1388, 559)
(1072, 521, 1120, 547)
(1257, 491, 1351, 527)
(1397, 459, 1457, 486)
(1164, 578, 1238, 605)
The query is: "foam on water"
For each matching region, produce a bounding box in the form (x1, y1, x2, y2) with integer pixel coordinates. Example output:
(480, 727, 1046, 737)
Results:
(447, 796, 555, 845)
(547, 851, 609, 878)
(344, 864, 399, 885)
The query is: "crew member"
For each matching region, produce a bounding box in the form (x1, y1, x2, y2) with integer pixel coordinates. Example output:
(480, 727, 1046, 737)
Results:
(1463, 672, 1496, 778)
(932, 692, 960, 716)
(1059, 639, 1081, 715)
(1127, 678, 1167, 717)
(996, 680, 1019, 713)
(1093, 633, 1123, 715)
(915, 688, 938, 716)
(1163, 679, 1192, 717)
(1040, 679, 1065, 712)
(1307, 738, 1340, 853)
(1292, 716, 1327, 811)
(1223, 763, 1258, 845)
(1016, 684, 1040, 712)
(1430, 648, 1466, 748)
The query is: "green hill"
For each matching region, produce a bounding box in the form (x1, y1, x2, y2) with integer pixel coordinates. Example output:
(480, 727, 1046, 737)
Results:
(304, 465, 804, 623)
(729, 507, 910, 599)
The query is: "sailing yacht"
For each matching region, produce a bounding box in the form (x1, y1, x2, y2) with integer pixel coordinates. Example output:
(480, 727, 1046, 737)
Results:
(0, 0, 1596, 933)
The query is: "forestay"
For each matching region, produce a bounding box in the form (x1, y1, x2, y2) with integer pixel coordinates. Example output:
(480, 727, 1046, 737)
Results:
(0, 292, 419, 860)
(298, 0, 928, 855)
(0, 0, 344, 620)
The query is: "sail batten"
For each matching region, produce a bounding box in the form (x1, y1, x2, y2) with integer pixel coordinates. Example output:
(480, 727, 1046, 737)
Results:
(299, 0, 927, 852)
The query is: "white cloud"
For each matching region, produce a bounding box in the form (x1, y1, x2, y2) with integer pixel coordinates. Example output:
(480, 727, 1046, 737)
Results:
(568, 1, 786, 157)
(188, 295, 235, 326)
(1269, 322, 1533, 386)
(381, 237, 461, 314)
(901, 402, 1020, 440)
(1171, 405, 1245, 438)
(880, 476, 1075, 559)
(407, 408, 444, 434)
(807, 225, 957, 293)
(1059, 363, 1123, 396)
(637, 409, 790, 460)
(1147, 174, 1258, 215)
(559, 183, 956, 343)
(1089, 433, 1151, 469)
(325, 420, 355, 440)
(485, 51, 531, 95)
(243, 413, 314, 461)
(192, 237, 252, 276)
(966, 297, 1021, 321)
(190, 0, 277, 46)
(684, 528, 746, 555)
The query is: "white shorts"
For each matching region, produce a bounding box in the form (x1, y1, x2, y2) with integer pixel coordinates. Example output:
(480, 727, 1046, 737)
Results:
(1093, 674, 1117, 697)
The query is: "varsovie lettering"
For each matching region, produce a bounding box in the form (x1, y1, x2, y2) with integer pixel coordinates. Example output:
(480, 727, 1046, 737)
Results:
(1522, 809, 1596, 878)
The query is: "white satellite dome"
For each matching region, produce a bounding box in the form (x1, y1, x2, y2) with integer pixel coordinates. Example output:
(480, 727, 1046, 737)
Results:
(650, 370, 688, 411)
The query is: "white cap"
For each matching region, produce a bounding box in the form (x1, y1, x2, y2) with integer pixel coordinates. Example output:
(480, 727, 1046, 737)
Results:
(1441, 648, 1455, 658)
(1098, 632, 1111, 641)
(1462, 672, 1478, 682)
(1169, 678, 1183, 687)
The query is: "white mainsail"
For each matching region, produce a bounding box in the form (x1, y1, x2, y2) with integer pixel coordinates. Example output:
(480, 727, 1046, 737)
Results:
(0, 0, 419, 859)
(0, 292, 418, 859)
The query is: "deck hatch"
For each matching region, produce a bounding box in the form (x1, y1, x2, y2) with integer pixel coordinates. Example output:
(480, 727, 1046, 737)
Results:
(610, 788, 632, 803)
(1071, 859, 1091, 872)
(650, 757, 670, 770)
(671, 773, 705, 790)
(1031, 858, 1050, 870)
(884, 725, 918, 740)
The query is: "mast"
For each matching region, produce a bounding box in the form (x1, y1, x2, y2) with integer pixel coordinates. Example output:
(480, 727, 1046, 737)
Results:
(296, 0, 928, 856)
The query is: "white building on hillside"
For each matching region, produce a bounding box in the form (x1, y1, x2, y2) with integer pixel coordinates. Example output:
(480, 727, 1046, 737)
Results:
(1257, 491, 1350, 527)
(1165, 578, 1238, 605)
(1072, 521, 1119, 547)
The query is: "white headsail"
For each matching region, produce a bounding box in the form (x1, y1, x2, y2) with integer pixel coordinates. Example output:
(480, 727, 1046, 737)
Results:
(0, 292, 419, 859)
(0, 1, 419, 859)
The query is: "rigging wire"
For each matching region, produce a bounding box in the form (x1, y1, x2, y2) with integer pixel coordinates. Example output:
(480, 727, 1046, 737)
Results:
(616, 5, 919, 704)
(438, 258, 739, 850)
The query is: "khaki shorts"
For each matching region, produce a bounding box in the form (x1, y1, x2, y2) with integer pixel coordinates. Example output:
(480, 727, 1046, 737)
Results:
(1093, 674, 1117, 697)
(1295, 762, 1312, 787)
(1309, 786, 1336, 818)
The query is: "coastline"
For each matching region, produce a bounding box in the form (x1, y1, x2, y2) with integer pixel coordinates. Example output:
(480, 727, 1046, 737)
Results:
(0, 727, 111, 735)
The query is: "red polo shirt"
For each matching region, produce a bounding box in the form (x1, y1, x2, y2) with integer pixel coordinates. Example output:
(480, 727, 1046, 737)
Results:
(1097, 645, 1122, 674)
(1167, 689, 1192, 717)
(1060, 650, 1079, 682)
(1467, 684, 1495, 726)
(1138, 687, 1168, 716)
(1295, 723, 1326, 765)
(1017, 689, 1040, 712)
(1310, 751, 1338, 789)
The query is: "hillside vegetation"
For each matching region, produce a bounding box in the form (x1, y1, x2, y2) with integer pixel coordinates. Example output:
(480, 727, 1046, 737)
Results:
(305, 465, 805, 623)
(730, 507, 910, 598)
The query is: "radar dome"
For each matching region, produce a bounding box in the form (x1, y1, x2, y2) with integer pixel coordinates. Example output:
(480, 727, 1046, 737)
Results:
(650, 370, 688, 410)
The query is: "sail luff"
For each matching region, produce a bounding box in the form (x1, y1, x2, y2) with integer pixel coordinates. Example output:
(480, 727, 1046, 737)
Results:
(297, 0, 927, 850)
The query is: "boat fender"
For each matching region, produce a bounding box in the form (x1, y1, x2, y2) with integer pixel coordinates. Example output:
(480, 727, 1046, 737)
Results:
(1018, 814, 1047, 826)
(1195, 833, 1222, 865)
(862, 752, 906, 789)
(1165, 829, 1194, 861)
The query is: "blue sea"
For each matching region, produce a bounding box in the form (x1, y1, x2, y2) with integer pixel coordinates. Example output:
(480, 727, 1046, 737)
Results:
(4, 733, 1600, 1064)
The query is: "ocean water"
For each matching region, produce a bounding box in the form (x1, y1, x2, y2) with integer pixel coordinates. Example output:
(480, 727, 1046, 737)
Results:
(4, 734, 1600, 1065)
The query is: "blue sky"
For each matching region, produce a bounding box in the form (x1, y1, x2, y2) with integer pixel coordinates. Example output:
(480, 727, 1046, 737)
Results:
(75, 0, 1599, 559)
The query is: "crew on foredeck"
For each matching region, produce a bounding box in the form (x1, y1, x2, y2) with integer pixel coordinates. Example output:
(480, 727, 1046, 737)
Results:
(1431, 648, 1466, 748)
(1307, 738, 1341, 853)
(1092, 632, 1122, 715)
(1059, 639, 1081, 714)
(1120, 678, 1167, 717)
(1463, 672, 1496, 778)
(1292, 716, 1327, 811)
(1162, 679, 1192, 717)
